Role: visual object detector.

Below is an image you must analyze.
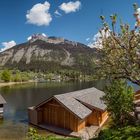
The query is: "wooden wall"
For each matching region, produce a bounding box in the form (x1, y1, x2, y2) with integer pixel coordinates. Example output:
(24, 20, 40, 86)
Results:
(37, 109, 43, 123)
(99, 110, 108, 126)
(135, 90, 140, 100)
(39, 98, 82, 132)
(86, 110, 100, 126)
(28, 108, 38, 125)
(77, 120, 86, 131)
(135, 94, 140, 100)
(86, 109, 108, 126)
(101, 111, 108, 121)
(36, 98, 108, 132)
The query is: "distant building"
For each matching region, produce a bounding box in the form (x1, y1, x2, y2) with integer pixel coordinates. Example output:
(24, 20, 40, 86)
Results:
(0, 94, 6, 117)
(134, 90, 140, 120)
(28, 87, 108, 133)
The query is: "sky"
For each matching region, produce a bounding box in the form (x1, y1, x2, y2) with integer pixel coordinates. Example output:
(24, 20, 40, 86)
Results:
(0, 0, 140, 51)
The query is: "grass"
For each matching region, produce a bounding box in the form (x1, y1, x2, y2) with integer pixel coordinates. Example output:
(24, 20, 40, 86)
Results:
(46, 136, 80, 140)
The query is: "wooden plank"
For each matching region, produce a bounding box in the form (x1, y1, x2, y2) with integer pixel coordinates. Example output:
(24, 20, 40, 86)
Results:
(86, 110, 100, 126)
(40, 98, 80, 131)
(77, 120, 85, 131)
(47, 103, 61, 107)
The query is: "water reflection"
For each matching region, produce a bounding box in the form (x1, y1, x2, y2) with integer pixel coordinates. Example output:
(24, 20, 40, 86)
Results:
(0, 80, 105, 139)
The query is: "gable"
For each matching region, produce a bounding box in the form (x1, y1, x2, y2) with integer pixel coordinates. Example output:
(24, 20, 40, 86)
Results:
(35, 87, 106, 120)
(54, 95, 92, 120)
(37, 97, 92, 119)
(41, 98, 61, 108)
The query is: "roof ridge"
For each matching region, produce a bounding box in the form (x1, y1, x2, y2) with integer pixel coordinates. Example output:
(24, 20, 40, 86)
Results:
(54, 94, 92, 119)
(35, 87, 106, 119)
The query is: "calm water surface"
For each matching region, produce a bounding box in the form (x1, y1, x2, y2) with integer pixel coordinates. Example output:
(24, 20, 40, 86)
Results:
(0, 80, 139, 140)
(0, 81, 105, 140)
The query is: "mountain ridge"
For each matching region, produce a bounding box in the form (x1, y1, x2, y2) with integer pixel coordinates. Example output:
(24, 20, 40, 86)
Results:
(0, 35, 99, 73)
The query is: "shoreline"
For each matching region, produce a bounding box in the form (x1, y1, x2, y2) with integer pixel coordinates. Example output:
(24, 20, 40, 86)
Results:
(0, 80, 35, 88)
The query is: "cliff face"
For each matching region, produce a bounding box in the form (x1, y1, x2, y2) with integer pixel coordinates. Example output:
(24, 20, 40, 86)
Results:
(0, 35, 99, 73)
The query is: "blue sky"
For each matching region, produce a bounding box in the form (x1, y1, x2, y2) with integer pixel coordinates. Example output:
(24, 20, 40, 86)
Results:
(0, 0, 139, 50)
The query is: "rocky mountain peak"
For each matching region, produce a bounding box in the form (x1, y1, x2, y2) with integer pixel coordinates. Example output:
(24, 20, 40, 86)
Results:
(28, 33, 65, 44)
(28, 33, 47, 42)
(0, 35, 99, 73)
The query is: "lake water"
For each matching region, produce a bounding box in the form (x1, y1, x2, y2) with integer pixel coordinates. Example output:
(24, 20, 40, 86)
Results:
(0, 81, 105, 140)
(0, 80, 139, 140)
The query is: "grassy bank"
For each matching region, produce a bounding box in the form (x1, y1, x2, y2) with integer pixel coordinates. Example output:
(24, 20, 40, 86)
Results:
(0, 80, 35, 88)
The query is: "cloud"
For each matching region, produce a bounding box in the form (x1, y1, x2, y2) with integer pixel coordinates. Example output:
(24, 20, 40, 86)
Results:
(1, 40, 16, 52)
(86, 38, 90, 42)
(88, 29, 110, 49)
(54, 10, 62, 17)
(136, 8, 140, 18)
(27, 36, 32, 41)
(59, 1, 81, 14)
(26, 1, 52, 26)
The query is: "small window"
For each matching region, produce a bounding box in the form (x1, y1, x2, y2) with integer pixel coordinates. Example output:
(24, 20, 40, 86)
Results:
(0, 104, 3, 107)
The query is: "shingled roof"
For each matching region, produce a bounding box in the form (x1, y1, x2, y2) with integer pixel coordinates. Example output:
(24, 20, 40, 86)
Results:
(35, 87, 106, 120)
(0, 94, 6, 104)
(54, 94, 92, 119)
(54, 87, 106, 119)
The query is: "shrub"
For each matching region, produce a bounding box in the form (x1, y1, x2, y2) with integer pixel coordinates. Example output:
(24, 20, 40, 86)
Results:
(13, 73, 22, 82)
(27, 128, 80, 140)
(94, 126, 140, 140)
(1, 69, 11, 82)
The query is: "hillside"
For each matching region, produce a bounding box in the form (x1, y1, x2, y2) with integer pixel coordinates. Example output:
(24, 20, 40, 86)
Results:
(0, 34, 99, 74)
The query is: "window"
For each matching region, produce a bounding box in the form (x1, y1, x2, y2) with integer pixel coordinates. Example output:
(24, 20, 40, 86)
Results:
(0, 104, 3, 107)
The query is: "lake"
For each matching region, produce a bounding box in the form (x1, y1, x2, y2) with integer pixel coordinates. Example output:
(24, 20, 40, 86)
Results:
(0, 80, 139, 140)
(0, 80, 105, 140)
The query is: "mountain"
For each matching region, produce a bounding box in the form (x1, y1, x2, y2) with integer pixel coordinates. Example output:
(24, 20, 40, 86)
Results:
(0, 34, 99, 73)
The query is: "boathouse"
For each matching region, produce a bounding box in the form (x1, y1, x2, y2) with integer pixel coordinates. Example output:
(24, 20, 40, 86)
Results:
(0, 94, 6, 116)
(28, 87, 108, 132)
(134, 90, 140, 120)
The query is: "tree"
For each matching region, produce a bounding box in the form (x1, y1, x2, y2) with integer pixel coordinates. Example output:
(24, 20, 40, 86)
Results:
(1, 69, 11, 82)
(13, 73, 22, 82)
(95, 126, 140, 140)
(96, 3, 140, 86)
(21, 72, 29, 82)
(103, 80, 134, 126)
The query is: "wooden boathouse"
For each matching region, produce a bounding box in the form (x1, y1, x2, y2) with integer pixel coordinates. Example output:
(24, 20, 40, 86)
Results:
(28, 87, 108, 132)
(134, 90, 140, 120)
(0, 94, 6, 117)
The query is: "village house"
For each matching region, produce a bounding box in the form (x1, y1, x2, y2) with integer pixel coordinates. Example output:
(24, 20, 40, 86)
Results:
(0, 94, 6, 117)
(28, 87, 108, 134)
(134, 90, 140, 120)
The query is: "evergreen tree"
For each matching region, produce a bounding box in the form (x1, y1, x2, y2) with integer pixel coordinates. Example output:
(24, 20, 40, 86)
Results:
(103, 80, 134, 126)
